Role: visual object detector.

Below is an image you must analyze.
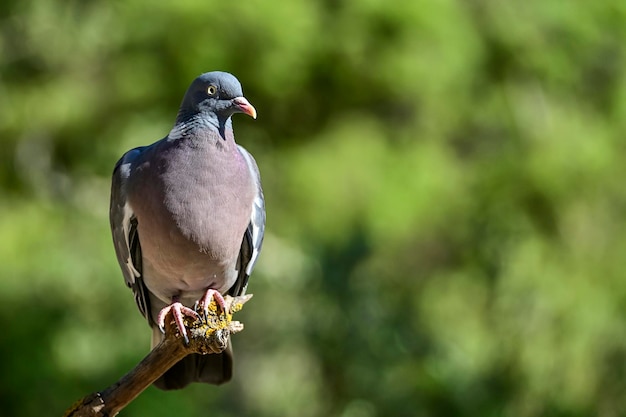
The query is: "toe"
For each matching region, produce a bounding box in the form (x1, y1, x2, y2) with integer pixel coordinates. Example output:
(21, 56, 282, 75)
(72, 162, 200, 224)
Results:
(156, 302, 199, 344)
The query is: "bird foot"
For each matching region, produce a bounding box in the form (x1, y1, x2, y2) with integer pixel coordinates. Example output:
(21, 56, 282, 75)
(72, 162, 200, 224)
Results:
(157, 302, 199, 344)
(195, 289, 227, 320)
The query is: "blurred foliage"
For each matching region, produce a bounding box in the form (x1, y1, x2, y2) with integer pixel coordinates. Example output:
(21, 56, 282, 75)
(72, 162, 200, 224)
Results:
(1, 0, 626, 416)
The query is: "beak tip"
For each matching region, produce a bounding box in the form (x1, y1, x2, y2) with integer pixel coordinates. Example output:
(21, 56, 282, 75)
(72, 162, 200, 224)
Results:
(234, 97, 257, 120)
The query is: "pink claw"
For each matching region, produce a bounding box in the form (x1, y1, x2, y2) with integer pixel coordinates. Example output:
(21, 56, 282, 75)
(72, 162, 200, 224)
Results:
(196, 289, 227, 319)
(157, 302, 199, 344)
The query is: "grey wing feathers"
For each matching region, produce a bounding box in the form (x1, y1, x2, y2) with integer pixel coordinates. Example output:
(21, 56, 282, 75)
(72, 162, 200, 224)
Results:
(110, 147, 152, 322)
(230, 146, 266, 296)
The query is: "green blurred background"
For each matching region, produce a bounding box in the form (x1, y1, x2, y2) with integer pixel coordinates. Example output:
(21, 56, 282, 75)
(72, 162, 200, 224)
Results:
(1, 0, 626, 416)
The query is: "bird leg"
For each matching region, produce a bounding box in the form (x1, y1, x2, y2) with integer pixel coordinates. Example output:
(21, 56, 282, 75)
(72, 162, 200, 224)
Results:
(156, 298, 199, 344)
(157, 290, 227, 344)
(195, 288, 227, 320)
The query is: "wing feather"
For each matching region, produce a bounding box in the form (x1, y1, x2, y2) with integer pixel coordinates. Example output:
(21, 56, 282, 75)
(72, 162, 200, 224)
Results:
(110, 147, 152, 322)
(230, 146, 266, 296)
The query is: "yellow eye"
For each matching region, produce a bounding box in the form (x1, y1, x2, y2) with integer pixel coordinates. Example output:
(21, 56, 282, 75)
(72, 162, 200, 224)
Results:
(207, 85, 217, 96)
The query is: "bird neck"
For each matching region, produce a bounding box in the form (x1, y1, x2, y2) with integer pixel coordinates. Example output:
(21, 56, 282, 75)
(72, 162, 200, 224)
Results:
(171, 112, 233, 142)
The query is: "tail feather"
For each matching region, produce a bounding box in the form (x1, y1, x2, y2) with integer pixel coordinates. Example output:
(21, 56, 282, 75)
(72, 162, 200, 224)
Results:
(151, 326, 233, 390)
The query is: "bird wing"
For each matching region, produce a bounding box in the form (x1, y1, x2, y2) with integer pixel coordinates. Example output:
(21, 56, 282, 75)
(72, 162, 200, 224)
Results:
(109, 146, 152, 323)
(229, 145, 266, 296)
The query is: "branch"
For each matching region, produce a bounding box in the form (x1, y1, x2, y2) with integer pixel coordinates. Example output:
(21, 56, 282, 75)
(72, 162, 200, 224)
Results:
(63, 294, 253, 417)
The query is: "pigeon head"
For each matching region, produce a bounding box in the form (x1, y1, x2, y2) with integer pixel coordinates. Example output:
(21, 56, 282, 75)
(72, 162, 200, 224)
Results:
(177, 71, 257, 126)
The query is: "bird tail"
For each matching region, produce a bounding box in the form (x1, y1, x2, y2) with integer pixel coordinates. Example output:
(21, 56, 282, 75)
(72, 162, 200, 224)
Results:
(150, 327, 233, 390)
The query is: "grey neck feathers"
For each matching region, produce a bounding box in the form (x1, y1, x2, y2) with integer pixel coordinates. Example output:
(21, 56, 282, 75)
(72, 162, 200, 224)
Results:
(170, 113, 233, 142)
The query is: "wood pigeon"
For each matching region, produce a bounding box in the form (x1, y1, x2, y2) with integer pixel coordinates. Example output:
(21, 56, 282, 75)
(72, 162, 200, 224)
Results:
(109, 71, 265, 390)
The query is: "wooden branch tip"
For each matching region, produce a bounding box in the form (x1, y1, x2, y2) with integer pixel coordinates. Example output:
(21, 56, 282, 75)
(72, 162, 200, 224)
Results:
(64, 294, 253, 417)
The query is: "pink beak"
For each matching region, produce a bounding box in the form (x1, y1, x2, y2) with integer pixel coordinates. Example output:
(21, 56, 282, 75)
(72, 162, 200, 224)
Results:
(232, 97, 257, 119)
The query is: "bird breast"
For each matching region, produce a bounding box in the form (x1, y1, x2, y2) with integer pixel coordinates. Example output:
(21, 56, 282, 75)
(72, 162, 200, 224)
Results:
(129, 135, 255, 289)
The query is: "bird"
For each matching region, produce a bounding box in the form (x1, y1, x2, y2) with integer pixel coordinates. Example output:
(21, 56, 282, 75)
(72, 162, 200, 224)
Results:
(109, 71, 265, 390)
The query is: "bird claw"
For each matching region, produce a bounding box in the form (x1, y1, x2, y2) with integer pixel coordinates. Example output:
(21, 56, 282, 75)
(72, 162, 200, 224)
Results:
(157, 302, 199, 344)
(157, 290, 232, 345)
(195, 289, 227, 320)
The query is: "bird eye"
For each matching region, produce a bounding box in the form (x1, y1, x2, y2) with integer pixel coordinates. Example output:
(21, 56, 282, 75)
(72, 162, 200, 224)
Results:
(207, 85, 217, 96)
